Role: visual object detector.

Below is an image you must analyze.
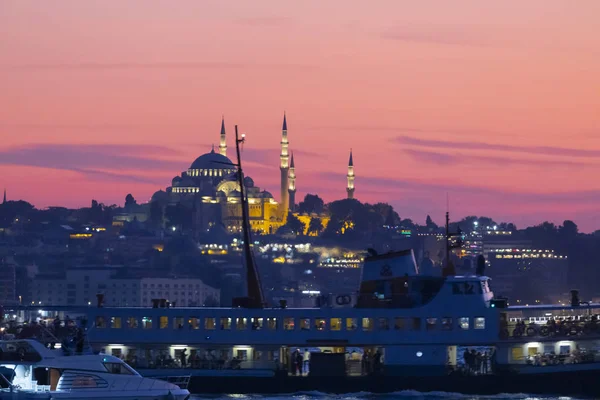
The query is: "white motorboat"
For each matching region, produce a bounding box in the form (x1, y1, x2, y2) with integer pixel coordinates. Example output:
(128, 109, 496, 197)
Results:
(0, 339, 190, 400)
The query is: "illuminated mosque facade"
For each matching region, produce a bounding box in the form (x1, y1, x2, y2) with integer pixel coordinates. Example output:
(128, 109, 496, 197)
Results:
(150, 115, 354, 235)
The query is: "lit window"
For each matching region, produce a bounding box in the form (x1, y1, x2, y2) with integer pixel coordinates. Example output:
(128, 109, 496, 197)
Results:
(378, 318, 389, 330)
(459, 317, 469, 330)
(426, 318, 437, 330)
(220, 317, 231, 330)
(283, 317, 295, 330)
(346, 318, 357, 330)
(236, 317, 247, 330)
(127, 317, 138, 329)
(251, 317, 263, 330)
(442, 317, 453, 330)
(266, 317, 277, 330)
(475, 317, 485, 329)
(95, 317, 106, 328)
(173, 317, 184, 329)
(315, 318, 326, 331)
(189, 317, 199, 329)
(142, 317, 152, 329)
(362, 318, 374, 331)
(159, 316, 168, 329)
(330, 318, 342, 331)
(110, 317, 121, 329)
(205, 317, 216, 330)
(300, 318, 310, 330)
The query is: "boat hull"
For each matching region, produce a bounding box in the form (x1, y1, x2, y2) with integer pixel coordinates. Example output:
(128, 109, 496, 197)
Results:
(179, 369, 600, 398)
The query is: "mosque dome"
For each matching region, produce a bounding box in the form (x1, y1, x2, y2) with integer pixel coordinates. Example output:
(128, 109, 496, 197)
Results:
(190, 148, 234, 170)
(151, 190, 169, 204)
(172, 176, 182, 186)
(244, 176, 255, 188)
(260, 190, 273, 198)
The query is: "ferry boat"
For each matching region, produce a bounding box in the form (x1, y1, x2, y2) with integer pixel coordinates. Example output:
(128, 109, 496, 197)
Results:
(3, 129, 599, 397)
(0, 339, 190, 400)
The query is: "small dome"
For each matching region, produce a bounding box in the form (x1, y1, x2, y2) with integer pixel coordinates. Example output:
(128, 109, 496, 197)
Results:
(180, 177, 195, 187)
(151, 190, 169, 204)
(244, 176, 255, 188)
(261, 190, 273, 198)
(172, 176, 182, 186)
(190, 148, 234, 170)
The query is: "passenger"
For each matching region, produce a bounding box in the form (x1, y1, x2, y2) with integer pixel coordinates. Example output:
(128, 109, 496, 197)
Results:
(463, 349, 470, 373)
(295, 350, 303, 376)
(482, 351, 489, 374)
(303, 349, 310, 375)
(291, 349, 299, 375)
(180, 348, 187, 368)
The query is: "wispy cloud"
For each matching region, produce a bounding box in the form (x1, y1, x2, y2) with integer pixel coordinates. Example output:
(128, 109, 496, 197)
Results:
(381, 26, 492, 47)
(403, 148, 591, 168)
(70, 168, 165, 185)
(395, 135, 600, 159)
(0, 143, 183, 172)
(234, 16, 291, 27)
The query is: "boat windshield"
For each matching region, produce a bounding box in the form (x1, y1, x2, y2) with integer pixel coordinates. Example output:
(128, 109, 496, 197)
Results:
(103, 362, 135, 375)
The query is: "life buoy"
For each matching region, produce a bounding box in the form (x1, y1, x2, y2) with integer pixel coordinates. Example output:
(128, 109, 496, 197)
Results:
(526, 326, 537, 337)
(539, 326, 549, 337)
(335, 295, 351, 305)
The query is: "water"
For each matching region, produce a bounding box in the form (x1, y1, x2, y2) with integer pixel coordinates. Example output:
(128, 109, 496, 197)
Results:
(191, 392, 583, 400)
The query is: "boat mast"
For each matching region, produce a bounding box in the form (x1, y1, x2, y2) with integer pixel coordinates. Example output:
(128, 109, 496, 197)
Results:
(234, 126, 265, 308)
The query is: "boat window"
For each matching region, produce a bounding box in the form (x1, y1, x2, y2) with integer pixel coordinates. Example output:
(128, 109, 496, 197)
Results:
(362, 318, 374, 331)
(300, 318, 310, 330)
(189, 317, 200, 329)
(442, 317, 453, 330)
(426, 318, 437, 330)
(205, 318, 216, 330)
(330, 318, 342, 331)
(266, 317, 277, 330)
(110, 317, 121, 329)
(236, 317, 247, 330)
(411, 318, 421, 331)
(315, 318, 326, 331)
(346, 318, 357, 330)
(459, 317, 469, 330)
(474, 317, 485, 329)
(251, 318, 263, 330)
(378, 318, 389, 330)
(96, 316, 106, 328)
(127, 317, 138, 329)
(173, 317, 184, 329)
(283, 317, 295, 330)
(220, 317, 231, 330)
(103, 362, 134, 375)
(394, 317, 405, 330)
(142, 317, 152, 329)
(159, 316, 168, 329)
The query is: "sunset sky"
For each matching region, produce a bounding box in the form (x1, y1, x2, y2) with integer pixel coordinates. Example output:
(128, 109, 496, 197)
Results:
(1, 1, 600, 231)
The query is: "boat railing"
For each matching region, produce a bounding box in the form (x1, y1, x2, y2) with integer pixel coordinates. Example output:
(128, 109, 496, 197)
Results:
(500, 317, 600, 340)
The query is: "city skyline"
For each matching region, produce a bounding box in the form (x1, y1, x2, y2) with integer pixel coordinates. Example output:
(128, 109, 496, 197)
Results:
(1, 1, 600, 231)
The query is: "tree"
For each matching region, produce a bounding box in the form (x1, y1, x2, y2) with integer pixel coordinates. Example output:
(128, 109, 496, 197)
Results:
(297, 194, 325, 215)
(426, 215, 438, 230)
(125, 194, 137, 208)
(307, 217, 324, 236)
(282, 212, 306, 235)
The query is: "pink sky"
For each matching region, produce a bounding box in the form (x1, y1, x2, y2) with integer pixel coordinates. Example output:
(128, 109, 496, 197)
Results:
(1, 0, 600, 231)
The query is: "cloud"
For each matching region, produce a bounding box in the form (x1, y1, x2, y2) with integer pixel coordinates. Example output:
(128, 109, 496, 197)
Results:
(1, 61, 317, 72)
(318, 172, 600, 205)
(403, 148, 591, 168)
(234, 17, 291, 26)
(395, 135, 600, 159)
(381, 27, 491, 47)
(70, 168, 165, 185)
(241, 148, 321, 167)
(0, 143, 184, 173)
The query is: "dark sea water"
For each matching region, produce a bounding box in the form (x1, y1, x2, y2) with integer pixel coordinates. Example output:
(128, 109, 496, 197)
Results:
(191, 392, 583, 400)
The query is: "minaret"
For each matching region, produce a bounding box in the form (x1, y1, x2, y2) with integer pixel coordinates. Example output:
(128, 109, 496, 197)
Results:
(288, 152, 296, 211)
(279, 113, 290, 215)
(219, 116, 227, 157)
(346, 149, 355, 199)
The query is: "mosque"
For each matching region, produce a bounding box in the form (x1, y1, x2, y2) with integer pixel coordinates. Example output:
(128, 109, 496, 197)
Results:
(150, 115, 355, 235)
